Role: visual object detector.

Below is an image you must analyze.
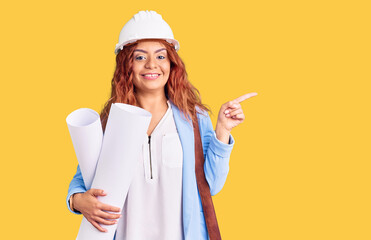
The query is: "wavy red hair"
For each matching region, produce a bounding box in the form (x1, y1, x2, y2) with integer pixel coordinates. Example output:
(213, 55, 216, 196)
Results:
(100, 39, 211, 131)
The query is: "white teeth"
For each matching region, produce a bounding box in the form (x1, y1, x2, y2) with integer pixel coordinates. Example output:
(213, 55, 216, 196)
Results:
(144, 74, 159, 77)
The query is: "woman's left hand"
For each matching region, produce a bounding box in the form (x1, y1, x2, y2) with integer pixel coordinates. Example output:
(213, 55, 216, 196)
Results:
(215, 92, 258, 143)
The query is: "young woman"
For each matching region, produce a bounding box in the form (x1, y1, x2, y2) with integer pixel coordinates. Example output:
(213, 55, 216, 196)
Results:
(66, 10, 257, 240)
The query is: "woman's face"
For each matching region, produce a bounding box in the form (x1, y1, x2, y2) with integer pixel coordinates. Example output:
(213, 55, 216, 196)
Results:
(132, 40, 171, 95)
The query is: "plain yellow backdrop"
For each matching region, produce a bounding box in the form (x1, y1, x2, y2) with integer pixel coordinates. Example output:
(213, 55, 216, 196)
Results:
(1, 0, 370, 239)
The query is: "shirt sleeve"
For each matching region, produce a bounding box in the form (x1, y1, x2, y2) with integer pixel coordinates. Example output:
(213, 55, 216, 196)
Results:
(197, 111, 235, 196)
(66, 164, 87, 214)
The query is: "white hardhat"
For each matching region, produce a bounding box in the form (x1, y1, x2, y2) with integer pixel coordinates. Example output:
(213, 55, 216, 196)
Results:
(114, 10, 180, 55)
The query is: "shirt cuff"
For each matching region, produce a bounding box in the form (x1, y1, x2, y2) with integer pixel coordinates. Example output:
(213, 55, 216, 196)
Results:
(209, 131, 235, 158)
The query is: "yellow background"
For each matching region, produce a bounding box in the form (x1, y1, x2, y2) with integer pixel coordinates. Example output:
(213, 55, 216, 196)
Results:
(1, 0, 370, 239)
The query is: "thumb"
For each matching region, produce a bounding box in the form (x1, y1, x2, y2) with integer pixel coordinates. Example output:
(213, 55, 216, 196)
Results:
(90, 189, 107, 197)
(222, 101, 237, 114)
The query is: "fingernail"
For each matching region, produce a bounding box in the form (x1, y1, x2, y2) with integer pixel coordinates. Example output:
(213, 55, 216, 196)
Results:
(226, 114, 230, 117)
(232, 104, 237, 108)
(224, 110, 229, 114)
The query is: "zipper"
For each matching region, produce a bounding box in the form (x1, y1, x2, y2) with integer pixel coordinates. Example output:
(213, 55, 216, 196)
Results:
(148, 135, 153, 179)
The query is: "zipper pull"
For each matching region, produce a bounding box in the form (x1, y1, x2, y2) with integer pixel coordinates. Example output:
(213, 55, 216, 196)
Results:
(148, 135, 153, 179)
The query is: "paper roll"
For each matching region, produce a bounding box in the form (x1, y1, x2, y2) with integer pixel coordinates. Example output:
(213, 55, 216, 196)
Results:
(76, 103, 152, 240)
(66, 108, 103, 190)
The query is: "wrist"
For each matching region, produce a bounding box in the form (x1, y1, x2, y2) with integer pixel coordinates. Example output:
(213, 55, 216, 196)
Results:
(71, 193, 82, 213)
(215, 125, 231, 144)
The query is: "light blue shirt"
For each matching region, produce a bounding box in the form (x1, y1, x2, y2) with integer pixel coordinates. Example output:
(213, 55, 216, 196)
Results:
(66, 101, 235, 240)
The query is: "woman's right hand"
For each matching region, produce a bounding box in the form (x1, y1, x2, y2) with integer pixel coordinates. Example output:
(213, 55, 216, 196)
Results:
(73, 189, 122, 232)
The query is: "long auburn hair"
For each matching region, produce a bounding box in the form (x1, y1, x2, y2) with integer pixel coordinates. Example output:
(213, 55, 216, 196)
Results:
(100, 39, 211, 132)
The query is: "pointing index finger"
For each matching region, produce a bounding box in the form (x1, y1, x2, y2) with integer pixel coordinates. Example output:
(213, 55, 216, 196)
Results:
(234, 92, 258, 103)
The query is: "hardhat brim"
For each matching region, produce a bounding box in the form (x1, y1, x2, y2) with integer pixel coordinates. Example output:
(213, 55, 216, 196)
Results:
(114, 38, 180, 55)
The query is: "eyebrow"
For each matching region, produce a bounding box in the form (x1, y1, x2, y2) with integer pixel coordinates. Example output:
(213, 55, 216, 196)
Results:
(134, 48, 166, 54)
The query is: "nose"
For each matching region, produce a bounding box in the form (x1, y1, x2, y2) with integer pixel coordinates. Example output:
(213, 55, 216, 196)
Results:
(144, 56, 157, 69)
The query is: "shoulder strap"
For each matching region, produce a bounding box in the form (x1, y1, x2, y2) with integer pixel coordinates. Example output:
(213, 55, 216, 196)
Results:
(193, 117, 222, 240)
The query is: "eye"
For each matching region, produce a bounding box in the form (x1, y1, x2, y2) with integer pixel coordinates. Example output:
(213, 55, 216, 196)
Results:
(157, 55, 166, 60)
(135, 55, 145, 60)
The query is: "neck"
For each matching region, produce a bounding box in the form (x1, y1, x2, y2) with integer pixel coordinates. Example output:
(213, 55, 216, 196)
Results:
(135, 91, 168, 113)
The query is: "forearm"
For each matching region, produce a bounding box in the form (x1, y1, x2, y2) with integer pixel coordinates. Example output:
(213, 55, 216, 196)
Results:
(204, 132, 235, 195)
(66, 164, 86, 214)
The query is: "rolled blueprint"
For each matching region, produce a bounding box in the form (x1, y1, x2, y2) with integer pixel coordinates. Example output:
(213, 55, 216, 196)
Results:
(66, 108, 103, 190)
(76, 103, 152, 240)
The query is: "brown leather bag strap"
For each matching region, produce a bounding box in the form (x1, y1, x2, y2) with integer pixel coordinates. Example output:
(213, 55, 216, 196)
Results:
(193, 117, 222, 240)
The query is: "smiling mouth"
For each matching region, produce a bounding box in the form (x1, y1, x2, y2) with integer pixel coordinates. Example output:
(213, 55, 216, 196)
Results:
(141, 74, 161, 80)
